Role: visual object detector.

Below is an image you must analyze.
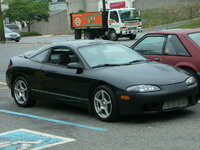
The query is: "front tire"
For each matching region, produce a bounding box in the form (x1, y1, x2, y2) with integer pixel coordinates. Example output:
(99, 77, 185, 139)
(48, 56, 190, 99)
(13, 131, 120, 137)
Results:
(12, 77, 35, 107)
(92, 85, 118, 122)
(109, 30, 118, 41)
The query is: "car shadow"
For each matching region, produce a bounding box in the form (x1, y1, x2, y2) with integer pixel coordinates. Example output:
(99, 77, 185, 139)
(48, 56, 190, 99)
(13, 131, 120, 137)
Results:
(35, 99, 197, 123)
(117, 109, 196, 124)
(35, 99, 93, 117)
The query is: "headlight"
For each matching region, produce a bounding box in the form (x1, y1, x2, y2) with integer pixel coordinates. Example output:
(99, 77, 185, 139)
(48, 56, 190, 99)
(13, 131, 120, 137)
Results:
(120, 27, 127, 30)
(127, 85, 160, 93)
(186, 76, 196, 86)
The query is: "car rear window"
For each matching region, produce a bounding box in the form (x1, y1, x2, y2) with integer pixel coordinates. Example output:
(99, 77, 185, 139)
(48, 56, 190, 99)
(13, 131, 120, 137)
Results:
(188, 32, 200, 47)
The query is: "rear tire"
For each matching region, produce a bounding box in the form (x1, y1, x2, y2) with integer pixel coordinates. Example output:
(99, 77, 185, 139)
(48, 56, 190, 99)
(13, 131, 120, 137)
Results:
(12, 77, 35, 107)
(75, 29, 82, 40)
(92, 85, 118, 122)
(84, 30, 94, 40)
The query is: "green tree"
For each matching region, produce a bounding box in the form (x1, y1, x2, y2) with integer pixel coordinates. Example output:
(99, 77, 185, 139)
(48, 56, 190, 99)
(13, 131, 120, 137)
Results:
(5, 0, 50, 32)
(0, 2, 5, 43)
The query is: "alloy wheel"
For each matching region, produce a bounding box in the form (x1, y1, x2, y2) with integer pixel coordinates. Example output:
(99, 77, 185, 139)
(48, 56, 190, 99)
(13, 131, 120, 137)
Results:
(14, 79, 28, 104)
(94, 90, 112, 119)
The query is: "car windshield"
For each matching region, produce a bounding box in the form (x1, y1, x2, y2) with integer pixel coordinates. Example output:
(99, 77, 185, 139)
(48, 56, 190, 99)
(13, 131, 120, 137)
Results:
(4, 27, 13, 33)
(6, 24, 19, 30)
(119, 9, 140, 23)
(78, 43, 147, 68)
(188, 32, 200, 47)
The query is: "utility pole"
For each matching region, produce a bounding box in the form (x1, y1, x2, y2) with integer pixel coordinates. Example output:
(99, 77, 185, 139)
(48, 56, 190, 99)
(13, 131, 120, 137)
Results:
(82, 0, 87, 11)
(102, 0, 106, 12)
(0, 0, 5, 43)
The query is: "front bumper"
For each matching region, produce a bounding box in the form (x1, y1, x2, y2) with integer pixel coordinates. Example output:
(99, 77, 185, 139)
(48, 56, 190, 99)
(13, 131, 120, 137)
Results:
(120, 30, 138, 35)
(6, 37, 20, 41)
(116, 82, 199, 115)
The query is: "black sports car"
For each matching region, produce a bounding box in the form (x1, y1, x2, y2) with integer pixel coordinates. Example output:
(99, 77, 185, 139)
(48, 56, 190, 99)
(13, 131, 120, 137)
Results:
(6, 40, 199, 121)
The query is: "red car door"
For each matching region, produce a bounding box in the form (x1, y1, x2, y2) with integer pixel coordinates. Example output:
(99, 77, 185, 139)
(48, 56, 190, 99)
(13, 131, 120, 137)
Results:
(132, 35, 167, 63)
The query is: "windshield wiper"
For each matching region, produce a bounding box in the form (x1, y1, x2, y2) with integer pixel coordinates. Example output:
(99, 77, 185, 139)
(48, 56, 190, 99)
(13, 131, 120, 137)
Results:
(92, 64, 121, 69)
(127, 60, 148, 64)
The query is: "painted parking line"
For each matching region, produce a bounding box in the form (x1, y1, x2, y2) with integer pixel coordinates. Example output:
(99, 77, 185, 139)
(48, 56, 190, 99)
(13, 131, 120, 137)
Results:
(0, 110, 108, 131)
(0, 87, 8, 90)
(0, 128, 75, 150)
(0, 82, 6, 85)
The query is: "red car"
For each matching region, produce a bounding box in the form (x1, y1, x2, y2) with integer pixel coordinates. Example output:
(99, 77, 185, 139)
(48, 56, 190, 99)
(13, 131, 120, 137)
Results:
(131, 29, 200, 84)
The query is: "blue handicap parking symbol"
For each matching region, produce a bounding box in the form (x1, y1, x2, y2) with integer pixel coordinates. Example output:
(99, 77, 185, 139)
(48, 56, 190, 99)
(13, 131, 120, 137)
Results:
(0, 129, 75, 150)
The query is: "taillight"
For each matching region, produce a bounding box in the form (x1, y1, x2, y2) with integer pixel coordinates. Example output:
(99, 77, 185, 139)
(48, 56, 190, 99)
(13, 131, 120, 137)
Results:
(7, 60, 12, 70)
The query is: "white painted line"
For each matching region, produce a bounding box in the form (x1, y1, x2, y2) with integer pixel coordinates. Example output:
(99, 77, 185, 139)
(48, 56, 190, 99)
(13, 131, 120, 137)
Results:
(0, 128, 75, 150)
(0, 88, 8, 90)
(0, 82, 6, 85)
(0, 110, 108, 131)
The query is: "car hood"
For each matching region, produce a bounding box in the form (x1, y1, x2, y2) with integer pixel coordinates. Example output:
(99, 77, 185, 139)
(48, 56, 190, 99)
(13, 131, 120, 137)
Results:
(87, 62, 189, 89)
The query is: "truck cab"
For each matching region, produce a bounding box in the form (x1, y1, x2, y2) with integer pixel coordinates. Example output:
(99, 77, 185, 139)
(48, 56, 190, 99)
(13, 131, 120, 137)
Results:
(107, 8, 142, 40)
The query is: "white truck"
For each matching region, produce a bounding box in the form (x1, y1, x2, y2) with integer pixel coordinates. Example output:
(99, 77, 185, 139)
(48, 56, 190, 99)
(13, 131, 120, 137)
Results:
(71, 8, 142, 41)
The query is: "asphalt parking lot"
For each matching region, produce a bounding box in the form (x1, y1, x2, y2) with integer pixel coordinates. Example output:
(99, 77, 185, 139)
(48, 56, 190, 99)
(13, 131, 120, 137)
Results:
(0, 40, 200, 150)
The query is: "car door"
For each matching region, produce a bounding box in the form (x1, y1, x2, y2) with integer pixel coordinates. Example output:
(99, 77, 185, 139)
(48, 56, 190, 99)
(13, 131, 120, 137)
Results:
(161, 34, 191, 66)
(108, 10, 120, 33)
(40, 46, 86, 101)
(28, 48, 50, 91)
(132, 35, 167, 63)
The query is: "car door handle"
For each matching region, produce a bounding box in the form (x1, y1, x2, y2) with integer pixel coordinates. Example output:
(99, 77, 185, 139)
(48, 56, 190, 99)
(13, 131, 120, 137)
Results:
(154, 58, 161, 61)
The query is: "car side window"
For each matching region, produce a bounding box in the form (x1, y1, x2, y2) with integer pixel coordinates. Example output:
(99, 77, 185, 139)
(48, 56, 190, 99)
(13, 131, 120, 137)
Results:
(133, 36, 166, 55)
(31, 50, 49, 63)
(110, 11, 119, 23)
(47, 47, 79, 67)
(164, 35, 189, 56)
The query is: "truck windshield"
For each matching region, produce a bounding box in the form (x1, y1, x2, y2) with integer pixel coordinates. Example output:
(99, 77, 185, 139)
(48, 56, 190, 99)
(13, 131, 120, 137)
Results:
(119, 9, 140, 23)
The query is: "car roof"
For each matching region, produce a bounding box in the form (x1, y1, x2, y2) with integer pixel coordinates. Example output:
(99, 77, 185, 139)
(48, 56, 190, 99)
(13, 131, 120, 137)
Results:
(148, 28, 200, 35)
(49, 40, 115, 49)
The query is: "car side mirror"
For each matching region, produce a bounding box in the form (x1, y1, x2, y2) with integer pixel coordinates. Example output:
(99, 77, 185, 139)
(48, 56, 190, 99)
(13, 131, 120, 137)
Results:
(67, 62, 83, 69)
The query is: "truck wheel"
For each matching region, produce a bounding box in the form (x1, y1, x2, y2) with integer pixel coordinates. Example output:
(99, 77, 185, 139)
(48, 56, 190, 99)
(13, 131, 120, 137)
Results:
(84, 31, 94, 40)
(75, 30, 82, 40)
(129, 34, 136, 40)
(109, 31, 118, 41)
